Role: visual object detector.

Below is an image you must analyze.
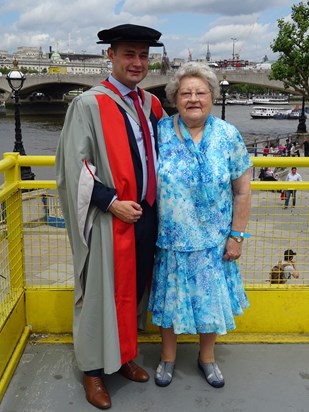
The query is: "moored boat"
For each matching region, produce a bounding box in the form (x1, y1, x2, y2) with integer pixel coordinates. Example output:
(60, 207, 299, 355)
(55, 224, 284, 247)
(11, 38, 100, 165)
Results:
(63, 89, 84, 102)
(226, 98, 253, 105)
(252, 96, 289, 105)
(273, 107, 308, 120)
(250, 106, 289, 119)
(273, 110, 298, 119)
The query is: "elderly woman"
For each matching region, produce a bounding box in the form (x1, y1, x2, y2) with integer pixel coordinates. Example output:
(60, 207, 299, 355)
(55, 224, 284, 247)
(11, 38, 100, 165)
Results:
(148, 62, 252, 388)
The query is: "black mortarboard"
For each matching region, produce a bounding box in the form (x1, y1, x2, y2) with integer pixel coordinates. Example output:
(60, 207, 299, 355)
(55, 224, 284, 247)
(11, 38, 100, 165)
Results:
(97, 24, 163, 47)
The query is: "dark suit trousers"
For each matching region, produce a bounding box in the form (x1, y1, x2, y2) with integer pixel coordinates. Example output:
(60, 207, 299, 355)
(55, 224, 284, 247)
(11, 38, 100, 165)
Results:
(134, 200, 157, 304)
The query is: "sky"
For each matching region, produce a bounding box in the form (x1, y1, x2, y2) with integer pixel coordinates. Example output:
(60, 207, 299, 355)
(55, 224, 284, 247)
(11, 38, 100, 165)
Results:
(0, 0, 297, 63)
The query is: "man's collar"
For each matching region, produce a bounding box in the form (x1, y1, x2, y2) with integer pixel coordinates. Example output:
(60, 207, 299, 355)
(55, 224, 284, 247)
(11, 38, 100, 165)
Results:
(108, 74, 137, 96)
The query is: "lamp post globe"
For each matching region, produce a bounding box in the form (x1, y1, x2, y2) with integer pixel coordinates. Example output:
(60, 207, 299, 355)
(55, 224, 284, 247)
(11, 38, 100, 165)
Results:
(6, 68, 26, 91)
(219, 79, 229, 121)
(6, 61, 35, 180)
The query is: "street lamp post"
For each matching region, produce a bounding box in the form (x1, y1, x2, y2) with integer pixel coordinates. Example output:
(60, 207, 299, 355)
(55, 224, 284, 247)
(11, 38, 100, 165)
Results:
(297, 94, 307, 134)
(6, 60, 35, 180)
(220, 78, 229, 121)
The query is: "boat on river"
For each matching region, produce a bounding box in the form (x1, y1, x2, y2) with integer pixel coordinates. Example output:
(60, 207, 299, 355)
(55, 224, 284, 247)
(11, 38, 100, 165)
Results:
(63, 89, 84, 102)
(273, 109, 304, 120)
(226, 98, 253, 105)
(250, 106, 289, 119)
(252, 96, 289, 105)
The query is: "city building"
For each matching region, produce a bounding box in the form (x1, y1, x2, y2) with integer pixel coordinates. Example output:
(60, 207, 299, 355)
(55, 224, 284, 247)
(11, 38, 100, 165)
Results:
(0, 46, 164, 75)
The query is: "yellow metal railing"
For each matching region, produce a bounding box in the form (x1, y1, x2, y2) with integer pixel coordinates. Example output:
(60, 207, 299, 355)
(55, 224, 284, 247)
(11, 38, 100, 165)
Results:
(245, 156, 309, 287)
(1, 152, 309, 401)
(0, 153, 71, 400)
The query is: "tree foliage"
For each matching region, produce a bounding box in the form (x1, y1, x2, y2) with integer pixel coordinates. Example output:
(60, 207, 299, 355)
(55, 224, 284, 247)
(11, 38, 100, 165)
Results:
(270, 1, 309, 97)
(148, 62, 161, 71)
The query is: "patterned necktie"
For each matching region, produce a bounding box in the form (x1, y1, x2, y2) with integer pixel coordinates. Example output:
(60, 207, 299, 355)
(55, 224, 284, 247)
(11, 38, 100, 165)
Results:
(128, 91, 156, 206)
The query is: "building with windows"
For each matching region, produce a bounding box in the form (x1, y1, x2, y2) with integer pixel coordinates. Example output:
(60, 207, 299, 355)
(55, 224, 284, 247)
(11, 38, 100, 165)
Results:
(0, 46, 164, 75)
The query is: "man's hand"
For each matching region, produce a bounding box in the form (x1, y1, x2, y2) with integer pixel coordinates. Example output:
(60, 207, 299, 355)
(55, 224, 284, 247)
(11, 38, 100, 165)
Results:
(108, 200, 143, 224)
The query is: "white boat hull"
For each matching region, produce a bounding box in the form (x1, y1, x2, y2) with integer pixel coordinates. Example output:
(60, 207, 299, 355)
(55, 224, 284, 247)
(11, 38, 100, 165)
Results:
(226, 99, 253, 105)
(252, 97, 289, 105)
(250, 106, 291, 119)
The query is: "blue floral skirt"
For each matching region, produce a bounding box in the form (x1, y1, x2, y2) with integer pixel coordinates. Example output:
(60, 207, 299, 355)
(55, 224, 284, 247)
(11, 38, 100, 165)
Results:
(148, 240, 249, 335)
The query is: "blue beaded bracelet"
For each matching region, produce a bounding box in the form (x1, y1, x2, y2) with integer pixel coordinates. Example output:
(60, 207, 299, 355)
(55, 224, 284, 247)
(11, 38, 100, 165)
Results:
(230, 230, 250, 238)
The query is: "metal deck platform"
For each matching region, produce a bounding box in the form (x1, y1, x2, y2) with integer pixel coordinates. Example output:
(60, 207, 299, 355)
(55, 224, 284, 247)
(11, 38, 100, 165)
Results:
(1, 342, 308, 412)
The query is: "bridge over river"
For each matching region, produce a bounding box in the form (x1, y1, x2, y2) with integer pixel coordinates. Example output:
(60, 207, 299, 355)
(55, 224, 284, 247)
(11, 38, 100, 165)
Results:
(0, 69, 297, 115)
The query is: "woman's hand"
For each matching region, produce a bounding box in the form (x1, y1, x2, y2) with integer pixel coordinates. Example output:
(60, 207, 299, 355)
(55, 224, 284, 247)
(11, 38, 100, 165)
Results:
(223, 237, 243, 261)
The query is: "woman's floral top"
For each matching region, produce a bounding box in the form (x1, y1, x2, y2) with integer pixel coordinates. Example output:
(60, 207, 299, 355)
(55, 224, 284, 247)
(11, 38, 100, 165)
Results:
(156, 114, 252, 251)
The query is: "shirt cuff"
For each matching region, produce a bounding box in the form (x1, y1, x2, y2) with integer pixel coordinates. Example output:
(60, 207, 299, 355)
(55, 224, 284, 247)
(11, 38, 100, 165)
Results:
(106, 195, 118, 211)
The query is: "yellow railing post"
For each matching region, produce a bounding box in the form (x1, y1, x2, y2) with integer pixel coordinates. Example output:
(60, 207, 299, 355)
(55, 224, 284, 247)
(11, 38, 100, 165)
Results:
(0, 153, 27, 402)
(3, 152, 21, 185)
(2, 153, 24, 290)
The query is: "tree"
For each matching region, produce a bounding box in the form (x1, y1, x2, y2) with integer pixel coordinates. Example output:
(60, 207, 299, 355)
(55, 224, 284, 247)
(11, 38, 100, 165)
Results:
(149, 62, 161, 71)
(270, 1, 309, 98)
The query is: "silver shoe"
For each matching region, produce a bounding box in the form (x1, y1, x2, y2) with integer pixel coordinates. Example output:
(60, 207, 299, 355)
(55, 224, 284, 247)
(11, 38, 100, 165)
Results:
(155, 361, 175, 387)
(198, 358, 225, 388)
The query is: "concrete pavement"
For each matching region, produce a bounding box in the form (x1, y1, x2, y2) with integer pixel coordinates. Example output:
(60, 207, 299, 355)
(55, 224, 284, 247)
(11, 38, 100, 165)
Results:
(1, 342, 308, 412)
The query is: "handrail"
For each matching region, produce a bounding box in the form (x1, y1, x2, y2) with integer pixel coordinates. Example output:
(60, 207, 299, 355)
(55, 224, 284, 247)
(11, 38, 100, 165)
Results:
(251, 157, 309, 168)
(251, 181, 309, 190)
(18, 180, 57, 190)
(0, 153, 308, 169)
(0, 156, 16, 173)
(0, 153, 55, 167)
(1, 154, 309, 187)
(17, 155, 55, 167)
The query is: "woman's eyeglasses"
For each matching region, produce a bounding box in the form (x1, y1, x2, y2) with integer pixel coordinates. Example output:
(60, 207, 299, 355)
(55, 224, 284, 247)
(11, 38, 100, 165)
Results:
(178, 90, 212, 101)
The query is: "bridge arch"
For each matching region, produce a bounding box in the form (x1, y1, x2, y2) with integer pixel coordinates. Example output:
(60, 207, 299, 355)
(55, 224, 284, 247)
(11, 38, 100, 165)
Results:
(0, 70, 297, 110)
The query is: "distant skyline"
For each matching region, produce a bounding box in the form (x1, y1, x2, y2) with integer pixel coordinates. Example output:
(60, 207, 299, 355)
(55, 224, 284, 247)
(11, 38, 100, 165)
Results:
(0, 0, 296, 62)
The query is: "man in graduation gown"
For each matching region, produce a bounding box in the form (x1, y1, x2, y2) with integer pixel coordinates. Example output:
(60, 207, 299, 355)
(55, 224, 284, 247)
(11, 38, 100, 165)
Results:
(56, 24, 164, 409)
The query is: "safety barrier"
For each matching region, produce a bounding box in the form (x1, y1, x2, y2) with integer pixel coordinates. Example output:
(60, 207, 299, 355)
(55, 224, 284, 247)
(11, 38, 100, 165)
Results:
(0, 153, 309, 401)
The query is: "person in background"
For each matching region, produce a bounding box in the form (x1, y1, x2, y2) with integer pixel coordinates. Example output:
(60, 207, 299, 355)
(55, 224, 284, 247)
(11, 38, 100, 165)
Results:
(277, 143, 286, 156)
(148, 62, 252, 389)
(281, 249, 299, 281)
(285, 138, 292, 156)
(269, 249, 299, 284)
(282, 249, 299, 280)
(269, 144, 276, 155)
(290, 142, 300, 157)
(263, 167, 278, 181)
(284, 167, 302, 209)
(263, 145, 270, 156)
(56, 24, 164, 410)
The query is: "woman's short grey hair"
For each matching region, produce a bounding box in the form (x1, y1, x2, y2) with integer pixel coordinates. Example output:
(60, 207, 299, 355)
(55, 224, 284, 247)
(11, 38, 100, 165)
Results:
(165, 61, 220, 106)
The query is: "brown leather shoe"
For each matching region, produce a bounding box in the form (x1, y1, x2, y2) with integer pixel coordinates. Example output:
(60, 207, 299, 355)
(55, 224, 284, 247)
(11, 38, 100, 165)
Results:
(83, 374, 111, 410)
(119, 361, 149, 382)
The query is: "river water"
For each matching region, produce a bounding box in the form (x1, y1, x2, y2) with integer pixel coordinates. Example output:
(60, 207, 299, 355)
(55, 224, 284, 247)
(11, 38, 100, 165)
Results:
(0, 104, 302, 180)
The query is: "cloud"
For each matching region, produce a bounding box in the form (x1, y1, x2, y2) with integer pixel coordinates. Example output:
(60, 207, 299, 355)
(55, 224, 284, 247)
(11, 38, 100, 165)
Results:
(0, 0, 294, 61)
(122, 0, 290, 16)
(0, 0, 163, 53)
(161, 13, 279, 62)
